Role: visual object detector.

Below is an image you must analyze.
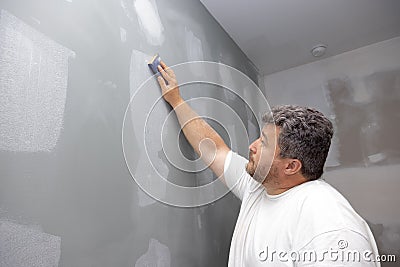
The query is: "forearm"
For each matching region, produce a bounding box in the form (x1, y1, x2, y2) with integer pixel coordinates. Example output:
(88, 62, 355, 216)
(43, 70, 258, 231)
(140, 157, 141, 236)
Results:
(170, 98, 229, 176)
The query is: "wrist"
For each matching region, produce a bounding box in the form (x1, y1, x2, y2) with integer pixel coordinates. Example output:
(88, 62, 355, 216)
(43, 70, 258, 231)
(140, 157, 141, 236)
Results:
(169, 97, 184, 108)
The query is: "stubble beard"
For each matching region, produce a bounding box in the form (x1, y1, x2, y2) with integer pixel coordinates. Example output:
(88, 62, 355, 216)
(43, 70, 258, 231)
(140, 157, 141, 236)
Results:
(245, 160, 255, 176)
(246, 151, 256, 176)
(246, 154, 268, 184)
(246, 151, 277, 185)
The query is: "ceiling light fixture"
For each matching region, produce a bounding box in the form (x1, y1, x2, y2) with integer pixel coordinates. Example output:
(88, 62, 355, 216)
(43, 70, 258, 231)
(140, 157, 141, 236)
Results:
(311, 44, 327, 57)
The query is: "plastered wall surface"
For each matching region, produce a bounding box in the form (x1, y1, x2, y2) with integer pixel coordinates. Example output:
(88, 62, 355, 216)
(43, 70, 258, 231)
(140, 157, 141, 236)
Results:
(0, 0, 261, 266)
(263, 37, 400, 266)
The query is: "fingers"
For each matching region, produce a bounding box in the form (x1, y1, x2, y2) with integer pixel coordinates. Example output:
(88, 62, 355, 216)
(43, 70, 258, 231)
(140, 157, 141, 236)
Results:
(157, 65, 171, 82)
(160, 61, 175, 77)
(160, 61, 168, 69)
(157, 75, 167, 90)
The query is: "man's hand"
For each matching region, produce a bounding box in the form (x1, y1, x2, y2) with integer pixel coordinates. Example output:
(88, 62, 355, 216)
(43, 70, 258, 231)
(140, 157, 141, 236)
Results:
(157, 61, 183, 107)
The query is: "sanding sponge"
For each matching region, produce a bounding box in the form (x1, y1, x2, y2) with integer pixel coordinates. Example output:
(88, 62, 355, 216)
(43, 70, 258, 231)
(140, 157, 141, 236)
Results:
(148, 53, 162, 76)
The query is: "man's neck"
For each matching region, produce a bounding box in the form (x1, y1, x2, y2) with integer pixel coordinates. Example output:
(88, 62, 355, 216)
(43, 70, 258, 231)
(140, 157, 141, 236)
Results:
(263, 177, 308, 195)
(264, 185, 293, 195)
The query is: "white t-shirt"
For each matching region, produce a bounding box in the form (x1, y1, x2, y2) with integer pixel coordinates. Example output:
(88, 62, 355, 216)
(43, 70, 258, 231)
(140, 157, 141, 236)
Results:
(224, 151, 381, 267)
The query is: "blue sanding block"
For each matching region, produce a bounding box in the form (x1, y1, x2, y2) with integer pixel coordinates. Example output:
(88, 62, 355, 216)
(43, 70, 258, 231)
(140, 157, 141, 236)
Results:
(148, 53, 161, 76)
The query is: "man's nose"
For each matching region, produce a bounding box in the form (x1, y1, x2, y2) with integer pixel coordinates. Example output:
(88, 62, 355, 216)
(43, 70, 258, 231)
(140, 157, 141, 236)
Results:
(249, 140, 257, 153)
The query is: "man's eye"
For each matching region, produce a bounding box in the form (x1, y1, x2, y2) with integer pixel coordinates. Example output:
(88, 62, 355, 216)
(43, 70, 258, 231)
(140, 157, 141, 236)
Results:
(261, 140, 266, 146)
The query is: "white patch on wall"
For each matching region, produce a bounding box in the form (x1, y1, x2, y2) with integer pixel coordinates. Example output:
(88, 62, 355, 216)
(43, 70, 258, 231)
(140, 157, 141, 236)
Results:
(326, 122, 340, 167)
(133, 0, 164, 46)
(129, 49, 167, 206)
(218, 62, 236, 101)
(120, 27, 127, 43)
(243, 83, 263, 143)
(135, 238, 171, 267)
(185, 27, 203, 61)
(120, 0, 135, 21)
(367, 152, 386, 164)
(0, 220, 61, 267)
(129, 49, 152, 95)
(321, 82, 341, 168)
(0, 10, 74, 152)
(351, 78, 372, 104)
(137, 181, 156, 207)
(185, 27, 204, 77)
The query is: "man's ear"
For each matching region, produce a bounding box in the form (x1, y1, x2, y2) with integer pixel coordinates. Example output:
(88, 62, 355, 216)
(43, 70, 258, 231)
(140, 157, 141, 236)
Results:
(284, 159, 302, 176)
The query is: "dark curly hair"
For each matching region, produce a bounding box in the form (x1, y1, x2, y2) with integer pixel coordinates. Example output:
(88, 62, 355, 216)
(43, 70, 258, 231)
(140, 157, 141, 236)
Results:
(262, 105, 334, 180)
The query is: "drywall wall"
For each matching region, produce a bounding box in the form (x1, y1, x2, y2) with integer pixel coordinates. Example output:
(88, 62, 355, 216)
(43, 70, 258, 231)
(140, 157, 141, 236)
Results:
(263, 36, 400, 266)
(0, 0, 262, 266)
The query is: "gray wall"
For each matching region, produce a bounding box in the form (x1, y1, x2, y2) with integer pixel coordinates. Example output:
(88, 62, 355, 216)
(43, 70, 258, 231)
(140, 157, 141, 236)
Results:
(0, 0, 261, 266)
(264, 36, 400, 266)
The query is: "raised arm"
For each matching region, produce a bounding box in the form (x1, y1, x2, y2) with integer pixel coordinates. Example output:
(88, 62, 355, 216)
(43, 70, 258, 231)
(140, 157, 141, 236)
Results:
(156, 61, 230, 182)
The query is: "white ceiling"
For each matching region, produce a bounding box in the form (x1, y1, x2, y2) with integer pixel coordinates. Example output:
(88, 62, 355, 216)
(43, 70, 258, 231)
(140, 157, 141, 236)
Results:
(200, 0, 400, 75)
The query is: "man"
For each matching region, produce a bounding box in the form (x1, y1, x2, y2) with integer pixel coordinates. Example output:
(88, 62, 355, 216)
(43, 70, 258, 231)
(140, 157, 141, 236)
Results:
(155, 61, 380, 266)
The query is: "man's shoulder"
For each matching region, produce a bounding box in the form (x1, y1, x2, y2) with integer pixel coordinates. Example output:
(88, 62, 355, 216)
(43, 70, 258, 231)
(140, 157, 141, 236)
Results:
(291, 180, 373, 251)
(295, 179, 349, 205)
(294, 179, 368, 234)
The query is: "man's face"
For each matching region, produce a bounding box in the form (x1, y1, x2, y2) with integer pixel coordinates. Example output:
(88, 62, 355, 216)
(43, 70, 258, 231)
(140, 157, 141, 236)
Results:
(246, 124, 280, 184)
